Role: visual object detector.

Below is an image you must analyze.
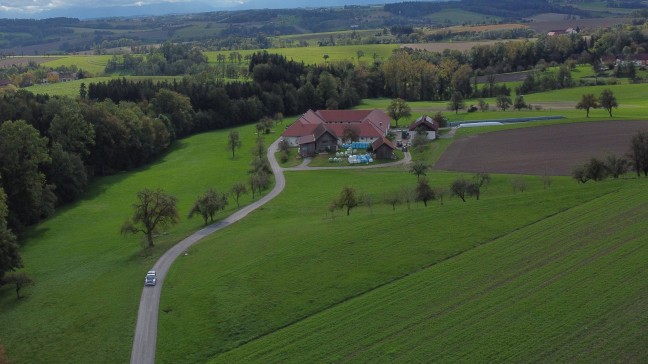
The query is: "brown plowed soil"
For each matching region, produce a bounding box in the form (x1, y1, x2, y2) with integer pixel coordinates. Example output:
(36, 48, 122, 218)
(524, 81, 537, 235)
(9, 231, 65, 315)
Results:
(0, 57, 60, 67)
(435, 121, 648, 176)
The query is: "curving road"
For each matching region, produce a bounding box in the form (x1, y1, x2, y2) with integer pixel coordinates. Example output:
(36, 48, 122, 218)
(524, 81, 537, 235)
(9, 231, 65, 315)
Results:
(129, 139, 285, 364)
(129, 140, 409, 363)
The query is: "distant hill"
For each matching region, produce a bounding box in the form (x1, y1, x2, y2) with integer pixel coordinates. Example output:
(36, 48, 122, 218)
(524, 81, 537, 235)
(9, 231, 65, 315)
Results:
(2, 0, 423, 20)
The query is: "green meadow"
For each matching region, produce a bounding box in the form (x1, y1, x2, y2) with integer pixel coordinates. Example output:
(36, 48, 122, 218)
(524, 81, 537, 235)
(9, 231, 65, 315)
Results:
(205, 44, 399, 66)
(42, 55, 114, 75)
(156, 167, 641, 363)
(212, 179, 648, 363)
(0, 124, 270, 364)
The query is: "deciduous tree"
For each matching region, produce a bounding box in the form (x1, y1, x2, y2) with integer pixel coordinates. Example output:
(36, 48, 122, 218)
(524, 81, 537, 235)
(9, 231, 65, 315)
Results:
(599, 89, 618, 117)
(0, 120, 52, 231)
(335, 186, 360, 216)
(628, 130, 648, 176)
(230, 182, 247, 207)
(383, 191, 402, 211)
(2, 272, 33, 299)
(409, 161, 429, 181)
(576, 93, 598, 117)
(188, 189, 228, 225)
(121, 188, 179, 248)
(605, 154, 629, 178)
(0, 185, 21, 280)
(447, 91, 465, 114)
(227, 130, 242, 159)
(496, 95, 512, 111)
(415, 178, 435, 207)
(450, 178, 469, 202)
(386, 98, 411, 127)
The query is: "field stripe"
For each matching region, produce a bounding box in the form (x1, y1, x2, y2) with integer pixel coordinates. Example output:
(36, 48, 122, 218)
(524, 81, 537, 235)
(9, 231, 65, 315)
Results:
(210, 185, 648, 363)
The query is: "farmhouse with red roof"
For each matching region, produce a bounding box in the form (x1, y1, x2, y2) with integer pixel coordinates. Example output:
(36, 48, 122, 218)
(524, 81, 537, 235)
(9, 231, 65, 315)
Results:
(282, 109, 391, 157)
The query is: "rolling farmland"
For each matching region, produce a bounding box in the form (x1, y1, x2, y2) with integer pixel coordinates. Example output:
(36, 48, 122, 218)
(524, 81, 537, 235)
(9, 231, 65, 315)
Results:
(211, 181, 648, 363)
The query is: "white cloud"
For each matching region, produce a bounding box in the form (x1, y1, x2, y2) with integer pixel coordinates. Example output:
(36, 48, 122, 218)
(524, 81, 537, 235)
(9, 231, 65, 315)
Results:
(0, 0, 228, 13)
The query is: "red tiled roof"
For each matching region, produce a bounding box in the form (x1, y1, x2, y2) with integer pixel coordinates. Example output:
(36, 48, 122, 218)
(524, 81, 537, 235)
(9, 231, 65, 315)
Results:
(372, 136, 395, 150)
(408, 115, 439, 132)
(283, 109, 389, 139)
(315, 109, 373, 122)
(297, 134, 315, 144)
(283, 119, 320, 137)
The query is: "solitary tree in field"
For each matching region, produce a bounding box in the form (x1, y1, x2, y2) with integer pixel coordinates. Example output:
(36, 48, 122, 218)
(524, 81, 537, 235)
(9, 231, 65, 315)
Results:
(1, 272, 33, 299)
(599, 89, 618, 117)
(447, 91, 465, 114)
(576, 93, 599, 117)
(386, 98, 411, 127)
(227, 130, 242, 158)
(121, 188, 179, 247)
(409, 161, 429, 181)
(335, 186, 360, 216)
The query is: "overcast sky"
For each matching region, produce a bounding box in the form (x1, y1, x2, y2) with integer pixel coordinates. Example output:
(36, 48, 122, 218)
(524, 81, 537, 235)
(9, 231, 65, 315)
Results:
(0, 0, 234, 14)
(0, 0, 392, 18)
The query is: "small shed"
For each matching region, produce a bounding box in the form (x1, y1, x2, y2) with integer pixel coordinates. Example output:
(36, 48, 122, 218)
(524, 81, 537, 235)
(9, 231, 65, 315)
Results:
(372, 137, 396, 160)
(297, 123, 338, 157)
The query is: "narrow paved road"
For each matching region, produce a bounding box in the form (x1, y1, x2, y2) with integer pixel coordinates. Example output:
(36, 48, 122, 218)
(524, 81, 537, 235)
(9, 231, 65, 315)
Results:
(129, 140, 410, 363)
(129, 139, 285, 364)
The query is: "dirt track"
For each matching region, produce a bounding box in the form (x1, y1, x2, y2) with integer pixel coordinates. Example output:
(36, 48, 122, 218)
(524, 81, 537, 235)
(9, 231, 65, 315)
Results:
(435, 120, 648, 176)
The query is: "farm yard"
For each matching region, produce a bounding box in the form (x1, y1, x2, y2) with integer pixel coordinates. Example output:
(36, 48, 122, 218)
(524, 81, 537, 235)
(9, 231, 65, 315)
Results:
(436, 120, 648, 175)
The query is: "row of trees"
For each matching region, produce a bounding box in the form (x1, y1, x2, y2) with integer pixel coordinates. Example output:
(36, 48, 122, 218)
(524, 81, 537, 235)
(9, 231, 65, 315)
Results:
(573, 130, 648, 182)
(576, 89, 619, 117)
(332, 172, 493, 216)
(120, 134, 273, 248)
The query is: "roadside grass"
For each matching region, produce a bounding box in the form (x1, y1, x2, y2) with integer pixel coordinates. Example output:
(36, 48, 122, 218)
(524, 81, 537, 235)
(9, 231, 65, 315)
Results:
(0, 123, 270, 364)
(210, 178, 648, 363)
(156, 166, 630, 363)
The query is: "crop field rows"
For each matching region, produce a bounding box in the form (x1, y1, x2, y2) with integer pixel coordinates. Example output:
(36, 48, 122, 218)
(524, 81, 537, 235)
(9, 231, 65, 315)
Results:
(210, 182, 648, 363)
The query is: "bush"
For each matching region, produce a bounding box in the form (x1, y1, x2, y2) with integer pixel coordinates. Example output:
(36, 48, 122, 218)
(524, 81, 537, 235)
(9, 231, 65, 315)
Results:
(279, 151, 289, 163)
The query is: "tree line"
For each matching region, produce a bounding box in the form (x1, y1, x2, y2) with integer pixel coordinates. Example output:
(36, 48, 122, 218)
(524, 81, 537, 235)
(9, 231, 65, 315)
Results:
(572, 130, 648, 183)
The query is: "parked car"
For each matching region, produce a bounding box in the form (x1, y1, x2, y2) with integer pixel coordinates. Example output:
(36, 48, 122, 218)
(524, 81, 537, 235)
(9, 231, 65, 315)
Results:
(145, 270, 157, 286)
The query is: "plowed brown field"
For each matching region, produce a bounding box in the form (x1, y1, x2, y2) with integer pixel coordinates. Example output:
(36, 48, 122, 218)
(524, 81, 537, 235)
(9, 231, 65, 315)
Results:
(435, 121, 648, 176)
